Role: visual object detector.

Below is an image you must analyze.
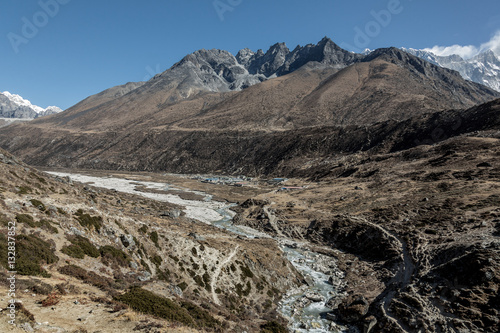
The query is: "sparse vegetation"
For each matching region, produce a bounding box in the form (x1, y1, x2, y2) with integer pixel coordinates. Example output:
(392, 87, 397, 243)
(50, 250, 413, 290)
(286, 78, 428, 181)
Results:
(61, 235, 100, 259)
(240, 264, 254, 279)
(41, 292, 61, 307)
(0, 213, 10, 226)
(30, 198, 46, 211)
(74, 209, 103, 232)
(100, 245, 130, 267)
(0, 234, 58, 277)
(58, 264, 113, 290)
(15, 213, 36, 227)
(150, 231, 159, 247)
(38, 219, 58, 234)
(116, 287, 221, 330)
(17, 185, 32, 194)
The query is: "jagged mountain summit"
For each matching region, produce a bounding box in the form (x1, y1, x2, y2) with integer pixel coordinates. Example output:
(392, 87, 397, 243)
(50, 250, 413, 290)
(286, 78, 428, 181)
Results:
(144, 37, 361, 102)
(1, 37, 499, 174)
(402, 48, 500, 92)
(0, 91, 62, 119)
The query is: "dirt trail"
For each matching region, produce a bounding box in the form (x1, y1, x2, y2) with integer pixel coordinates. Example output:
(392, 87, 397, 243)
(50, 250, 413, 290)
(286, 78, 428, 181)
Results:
(211, 245, 239, 305)
(350, 217, 415, 332)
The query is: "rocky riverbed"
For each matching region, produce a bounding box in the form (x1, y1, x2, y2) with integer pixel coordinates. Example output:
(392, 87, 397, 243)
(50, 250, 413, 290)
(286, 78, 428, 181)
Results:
(46, 171, 349, 331)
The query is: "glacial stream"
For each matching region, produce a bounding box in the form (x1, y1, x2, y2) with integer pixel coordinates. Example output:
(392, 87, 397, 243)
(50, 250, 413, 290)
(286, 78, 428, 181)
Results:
(47, 172, 347, 332)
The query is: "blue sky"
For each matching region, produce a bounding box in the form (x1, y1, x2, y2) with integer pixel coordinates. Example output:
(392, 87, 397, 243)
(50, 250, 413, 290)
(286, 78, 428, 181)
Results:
(2, 0, 500, 110)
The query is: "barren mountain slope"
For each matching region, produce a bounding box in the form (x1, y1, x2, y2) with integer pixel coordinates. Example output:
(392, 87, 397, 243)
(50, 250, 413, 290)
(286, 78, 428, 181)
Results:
(233, 133, 500, 333)
(0, 47, 499, 175)
(0, 149, 300, 332)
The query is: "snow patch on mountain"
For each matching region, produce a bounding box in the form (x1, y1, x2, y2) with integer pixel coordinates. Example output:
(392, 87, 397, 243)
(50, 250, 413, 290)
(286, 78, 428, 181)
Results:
(0, 91, 63, 121)
(402, 48, 500, 92)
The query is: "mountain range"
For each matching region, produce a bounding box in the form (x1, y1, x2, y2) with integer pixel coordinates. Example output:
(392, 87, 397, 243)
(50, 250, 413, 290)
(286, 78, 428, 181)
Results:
(1, 37, 500, 333)
(0, 91, 62, 122)
(402, 48, 500, 92)
(0, 37, 499, 175)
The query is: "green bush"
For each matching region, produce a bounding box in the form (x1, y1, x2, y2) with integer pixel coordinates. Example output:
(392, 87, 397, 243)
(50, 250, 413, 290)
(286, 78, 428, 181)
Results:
(177, 282, 188, 291)
(17, 186, 32, 194)
(61, 235, 99, 259)
(116, 287, 194, 326)
(100, 245, 130, 267)
(140, 259, 151, 273)
(240, 264, 254, 279)
(15, 214, 36, 227)
(149, 231, 159, 248)
(115, 288, 221, 329)
(38, 219, 58, 234)
(74, 209, 103, 232)
(58, 264, 113, 290)
(152, 255, 162, 268)
(0, 234, 58, 277)
(0, 213, 9, 227)
(15, 214, 58, 233)
(71, 235, 100, 257)
(29, 199, 46, 211)
(61, 245, 85, 259)
(138, 225, 148, 234)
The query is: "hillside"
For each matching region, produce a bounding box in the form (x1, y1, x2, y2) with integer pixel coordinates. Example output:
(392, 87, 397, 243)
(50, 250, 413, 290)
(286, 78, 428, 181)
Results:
(0, 148, 299, 332)
(0, 42, 498, 175)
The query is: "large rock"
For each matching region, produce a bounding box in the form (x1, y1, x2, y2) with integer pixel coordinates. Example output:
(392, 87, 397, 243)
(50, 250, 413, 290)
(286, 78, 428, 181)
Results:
(338, 294, 369, 323)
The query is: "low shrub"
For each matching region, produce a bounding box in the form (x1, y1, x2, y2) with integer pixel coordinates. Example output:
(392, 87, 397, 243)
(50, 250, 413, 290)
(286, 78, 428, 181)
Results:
(240, 264, 254, 279)
(149, 231, 159, 248)
(100, 245, 130, 267)
(15, 214, 36, 227)
(116, 287, 194, 326)
(138, 225, 148, 234)
(58, 264, 113, 290)
(38, 219, 58, 234)
(63, 235, 100, 259)
(74, 209, 103, 232)
(29, 199, 46, 211)
(17, 186, 32, 194)
(116, 287, 222, 329)
(0, 213, 9, 227)
(0, 233, 58, 277)
(151, 255, 162, 268)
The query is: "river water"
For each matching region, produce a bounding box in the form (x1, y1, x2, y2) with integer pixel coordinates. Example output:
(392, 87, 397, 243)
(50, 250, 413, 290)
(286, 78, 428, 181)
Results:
(47, 172, 347, 332)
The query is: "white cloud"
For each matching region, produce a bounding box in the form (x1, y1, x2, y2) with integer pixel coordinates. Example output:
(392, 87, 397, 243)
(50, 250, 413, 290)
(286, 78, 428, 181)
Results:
(423, 44, 479, 59)
(479, 30, 500, 55)
(423, 30, 500, 59)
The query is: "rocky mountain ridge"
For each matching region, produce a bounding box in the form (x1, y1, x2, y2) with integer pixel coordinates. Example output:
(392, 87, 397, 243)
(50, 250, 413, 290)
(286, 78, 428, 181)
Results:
(402, 48, 500, 92)
(0, 91, 62, 120)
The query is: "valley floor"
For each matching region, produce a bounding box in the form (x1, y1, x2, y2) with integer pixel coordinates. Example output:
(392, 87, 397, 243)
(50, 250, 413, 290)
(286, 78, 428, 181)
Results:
(1, 133, 499, 333)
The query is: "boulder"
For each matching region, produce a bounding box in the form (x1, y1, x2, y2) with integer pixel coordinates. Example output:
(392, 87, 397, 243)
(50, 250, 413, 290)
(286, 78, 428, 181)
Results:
(338, 294, 369, 323)
(120, 234, 135, 249)
(305, 292, 324, 302)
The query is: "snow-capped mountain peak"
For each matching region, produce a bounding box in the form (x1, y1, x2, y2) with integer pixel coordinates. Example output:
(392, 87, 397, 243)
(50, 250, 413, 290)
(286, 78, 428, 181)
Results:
(402, 48, 500, 92)
(2, 91, 45, 113)
(0, 91, 63, 121)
